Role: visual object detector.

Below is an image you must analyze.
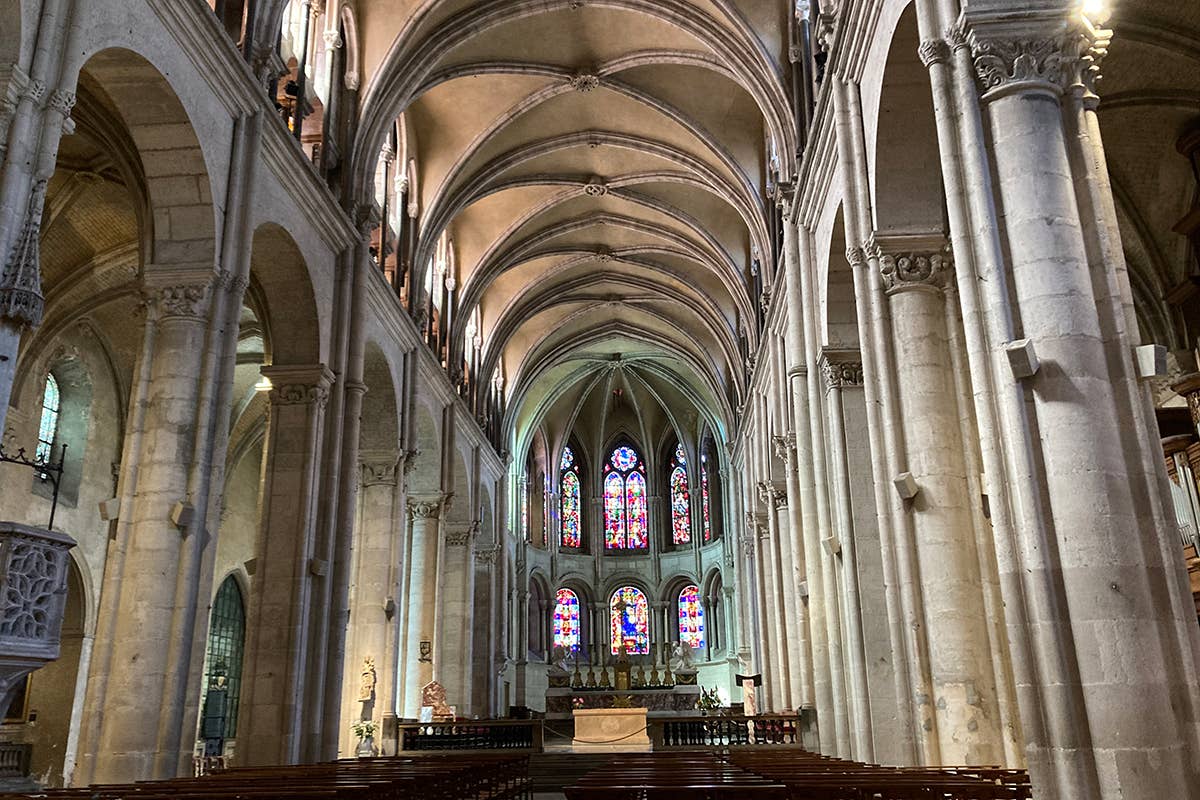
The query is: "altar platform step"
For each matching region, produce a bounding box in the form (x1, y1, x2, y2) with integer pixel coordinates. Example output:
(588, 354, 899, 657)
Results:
(529, 752, 614, 794)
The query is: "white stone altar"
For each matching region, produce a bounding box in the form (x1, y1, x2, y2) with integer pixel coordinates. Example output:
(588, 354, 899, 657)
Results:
(571, 707, 652, 753)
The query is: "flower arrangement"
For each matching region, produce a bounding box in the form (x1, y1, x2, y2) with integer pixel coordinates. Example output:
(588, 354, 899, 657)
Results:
(351, 719, 378, 741)
(572, 696, 586, 710)
(696, 686, 723, 714)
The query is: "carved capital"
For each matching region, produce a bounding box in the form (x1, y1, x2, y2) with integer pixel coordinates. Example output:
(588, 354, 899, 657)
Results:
(361, 451, 401, 487)
(261, 364, 334, 409)
(408, 495, 447, 521)
(819, 349, 863, 391)
(868, 234, 953, 294)
(966, 16, 1109, 102)
(46, 89, 75, 118)
(475, 545, 499, 565)
(918, 38, 951, 69)
(155, 283, 212, 320)
(445, 521, 478, 547)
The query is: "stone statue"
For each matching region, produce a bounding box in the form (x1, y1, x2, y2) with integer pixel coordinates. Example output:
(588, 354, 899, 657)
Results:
(359, 656, 376, 702)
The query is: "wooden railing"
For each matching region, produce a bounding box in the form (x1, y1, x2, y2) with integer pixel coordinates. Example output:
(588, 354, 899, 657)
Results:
(398, 719, 545, 752)
(652, 715, 802, 749)
(0, 743, 31, 777)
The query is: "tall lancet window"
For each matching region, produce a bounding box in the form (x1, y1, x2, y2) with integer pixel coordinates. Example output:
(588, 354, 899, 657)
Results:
(603, 445, 648, 549)
(560, 446, 581, 549)
(678, 584, 705, 649)
(553, 588, 581, 652)
(701, 452, 712, 542)
(670, 443, 690, 545)
(36, 374, 60, 464)
(610, 585, 649, 654)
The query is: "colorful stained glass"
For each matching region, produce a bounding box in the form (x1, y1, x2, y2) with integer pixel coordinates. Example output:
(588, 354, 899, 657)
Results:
(561, 470, 581, 548)
(553, 588, 581, 651)
(560, 446, 575, 470)
(625, 471, 648, 549)
(679, 584, 706, 649)
(610, 446, 638, 471)
(604, 471, 625, 548)
(36, 374, 60, 464)
(604, 445, 648, 550)
(610, 585, 649, 654)
(521, 478, 530, 542)
(701, 454, 712, 543)
(671, 444, 690, 545)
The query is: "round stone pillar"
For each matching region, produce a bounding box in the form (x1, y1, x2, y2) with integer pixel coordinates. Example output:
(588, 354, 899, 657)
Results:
(871, 236, 1002, 765)
(401, 495, 445, 718)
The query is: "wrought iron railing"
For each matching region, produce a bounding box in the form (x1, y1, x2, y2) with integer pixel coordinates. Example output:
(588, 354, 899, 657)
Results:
(398, 720, 544, 752)
(0, 442, 67, 529)
(653, 715, 802, 748)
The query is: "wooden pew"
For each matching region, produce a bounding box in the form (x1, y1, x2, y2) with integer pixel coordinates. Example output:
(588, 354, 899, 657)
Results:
(0, 753, 531, 800)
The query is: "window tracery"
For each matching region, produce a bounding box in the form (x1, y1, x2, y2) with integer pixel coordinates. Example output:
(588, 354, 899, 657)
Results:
(603, 445, 648, 549)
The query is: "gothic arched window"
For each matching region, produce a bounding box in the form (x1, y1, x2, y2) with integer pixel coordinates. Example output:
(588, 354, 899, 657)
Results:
(610, 585, 649, 654)
(200, 576, 245, 739)
(560, 447, 581, 548)
(603, 445, 648, 549)
(701, 452, 713, 542)
(36, 374, 60, 464)
(670, 443, 690, 545)
(678, 584, 706, 649)
(553, 588, 581, 652)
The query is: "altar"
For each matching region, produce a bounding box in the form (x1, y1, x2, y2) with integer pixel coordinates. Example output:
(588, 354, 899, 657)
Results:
(546, 685, 701, 718)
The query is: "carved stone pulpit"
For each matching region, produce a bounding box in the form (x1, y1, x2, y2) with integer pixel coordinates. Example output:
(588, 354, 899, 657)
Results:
(0, 522, 75, 713)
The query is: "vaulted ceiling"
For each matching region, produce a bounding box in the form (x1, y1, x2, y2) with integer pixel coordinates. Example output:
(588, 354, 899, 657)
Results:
(352, 0, 799, 454)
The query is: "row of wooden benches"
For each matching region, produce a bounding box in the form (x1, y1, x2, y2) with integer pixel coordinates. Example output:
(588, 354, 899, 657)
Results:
(0, 753, 531, 800)
(565, 751, 1033, 799)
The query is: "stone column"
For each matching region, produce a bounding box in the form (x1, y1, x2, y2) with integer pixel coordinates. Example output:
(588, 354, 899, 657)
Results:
(747, 511, 774, 710)
(819, 351, 871, 760)
(342, 452, 401, 746)
(961, 9, 1200, 798)
(87, 280, 215, 783)
(758, 483, 791, 710)
(400, 495, 446, 718)
(237, 364, 333, 766)
(771, 455, 811, 710)
(870, 236, 1003, 765)
(440, 522, 477, 712)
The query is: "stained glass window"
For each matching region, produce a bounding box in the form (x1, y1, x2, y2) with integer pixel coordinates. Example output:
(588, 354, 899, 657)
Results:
(701, 453, 712, 543)
(678, 584, 705, 649)
(200, 576, 245, 738)
(610, 585, 649, 654)
(603, 444, 648, 549)
(36, 375, 60, 464)
(521, 477, 530, 542)
(553, 588, 581, 651)
(560, 447, 581, 548)
(604, 471, 625, 548)
(670, 443, 690, 545)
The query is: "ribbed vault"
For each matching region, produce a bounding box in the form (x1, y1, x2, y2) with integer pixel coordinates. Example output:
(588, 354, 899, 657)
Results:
(352, 0, 798, 454)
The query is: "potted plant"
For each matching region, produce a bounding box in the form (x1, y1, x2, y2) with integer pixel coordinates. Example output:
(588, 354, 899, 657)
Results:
(352, 719, 379, 757)
(696, 687, 723, 716)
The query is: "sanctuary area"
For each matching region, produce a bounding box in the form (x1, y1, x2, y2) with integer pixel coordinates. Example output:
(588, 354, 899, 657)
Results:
(0, 0, 1199, 798)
